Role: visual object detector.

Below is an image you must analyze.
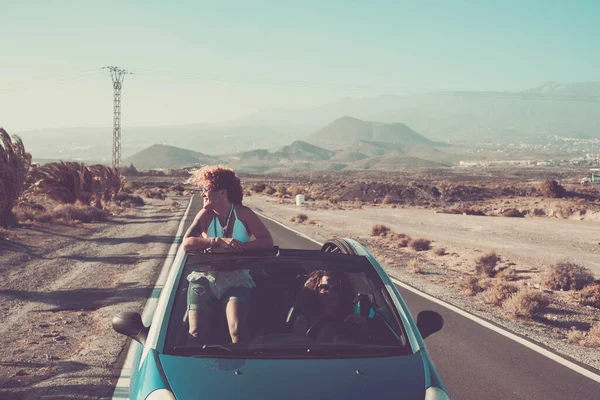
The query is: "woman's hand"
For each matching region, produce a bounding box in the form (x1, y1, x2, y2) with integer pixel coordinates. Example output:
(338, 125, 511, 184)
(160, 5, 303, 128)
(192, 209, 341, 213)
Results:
(216, 237, 244, 252)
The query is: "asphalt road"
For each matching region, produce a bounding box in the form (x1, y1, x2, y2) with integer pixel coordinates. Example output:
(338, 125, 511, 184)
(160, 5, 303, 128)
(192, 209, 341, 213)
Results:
(184, 196, 600, 400)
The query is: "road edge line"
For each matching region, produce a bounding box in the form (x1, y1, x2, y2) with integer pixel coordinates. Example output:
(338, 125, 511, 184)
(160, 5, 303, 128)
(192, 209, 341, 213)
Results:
(256, 208, 600, 384)
(112, 195, 195, 399)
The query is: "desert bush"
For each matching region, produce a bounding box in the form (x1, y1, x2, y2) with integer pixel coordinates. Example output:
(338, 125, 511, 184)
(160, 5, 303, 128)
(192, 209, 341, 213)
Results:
(497, 268, 518, 281)
(533, 208, 546, 216)
(585, 324, 600, 348)
(541, 261, 594, 291)
(567, 328, 587, 345)
(434, 247, 447, 256)
(382, 194, 400, 204)
(0, 128, 32, 227)
(295, 213, 308, 223)
(501, 208, 524, 218)
(122, 181, 138, 193)
(461, 276, 491, 296)
(410, 238, 431, 251)
(328, 195, 342, 204)
(52, 204, 109, 223)
(144, 189, 165, 200)
(114, 193, 145, 207)
(388, 232, 409, 241)
(169, 183, 185, 193)
(540, 179, 566, 199)
(250, 183, 267, 193)
(482, 281, 518, 306)
(370, 224, 390, 237)
(475, 252, 501, 276)
(120, 163, 139, 176)
(407, 258, 423, 274)
(263, 186, 276, 195)
(576, 283, 600, 308)
(398, 238, 410, 247)
(275, 184, 288, 196)
(288, 185, 305, 197)
(502, 289, 550, 319)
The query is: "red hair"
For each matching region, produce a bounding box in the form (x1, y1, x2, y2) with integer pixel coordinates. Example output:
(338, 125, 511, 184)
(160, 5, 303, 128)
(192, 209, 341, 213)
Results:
(190, 165, 243, 204)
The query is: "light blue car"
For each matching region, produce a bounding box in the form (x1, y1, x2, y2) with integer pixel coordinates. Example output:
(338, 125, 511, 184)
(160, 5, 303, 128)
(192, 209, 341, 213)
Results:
(112, 239, 448, 399)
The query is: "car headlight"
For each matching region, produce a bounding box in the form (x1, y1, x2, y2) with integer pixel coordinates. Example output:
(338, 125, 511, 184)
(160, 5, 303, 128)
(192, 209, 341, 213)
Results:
(425, 386, 450, 400)
(146, 389, 176, 400)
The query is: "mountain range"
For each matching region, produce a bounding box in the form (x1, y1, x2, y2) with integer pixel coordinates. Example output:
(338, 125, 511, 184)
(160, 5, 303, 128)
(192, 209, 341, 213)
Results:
(14, 81, 600, 164)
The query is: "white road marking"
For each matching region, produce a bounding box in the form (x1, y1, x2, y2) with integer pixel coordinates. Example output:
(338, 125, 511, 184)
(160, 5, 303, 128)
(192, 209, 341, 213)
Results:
(112, 196, 195, 399)
(256, 209, 600, 384)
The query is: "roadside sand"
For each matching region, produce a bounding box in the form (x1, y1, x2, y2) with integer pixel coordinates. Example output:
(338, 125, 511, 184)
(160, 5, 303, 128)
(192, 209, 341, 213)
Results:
(244, 194, 600, 370)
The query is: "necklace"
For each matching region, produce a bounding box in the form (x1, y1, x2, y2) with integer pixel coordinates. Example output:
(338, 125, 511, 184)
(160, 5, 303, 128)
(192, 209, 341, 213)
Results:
(214, 205, 235, 238)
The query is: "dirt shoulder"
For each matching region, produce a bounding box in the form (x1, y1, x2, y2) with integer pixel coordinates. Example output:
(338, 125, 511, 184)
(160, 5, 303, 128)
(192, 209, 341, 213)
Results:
(0, 196, 186, 400)
(244, 194, 600, 371)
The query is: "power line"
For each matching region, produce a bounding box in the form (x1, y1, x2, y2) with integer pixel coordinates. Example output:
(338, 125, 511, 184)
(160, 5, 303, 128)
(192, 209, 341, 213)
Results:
(103, 66, 133, 169)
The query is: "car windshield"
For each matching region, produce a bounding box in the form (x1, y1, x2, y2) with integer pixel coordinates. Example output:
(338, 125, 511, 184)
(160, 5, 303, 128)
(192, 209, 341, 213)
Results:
(163, 253, 411, 358)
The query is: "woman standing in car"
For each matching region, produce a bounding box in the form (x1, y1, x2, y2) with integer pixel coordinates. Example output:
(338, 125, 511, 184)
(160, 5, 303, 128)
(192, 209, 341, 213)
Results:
(182, 165, 274, 344)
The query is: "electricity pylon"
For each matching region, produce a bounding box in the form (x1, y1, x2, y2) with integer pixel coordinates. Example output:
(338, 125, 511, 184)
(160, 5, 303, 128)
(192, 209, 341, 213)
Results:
(103, 66, 132, 169)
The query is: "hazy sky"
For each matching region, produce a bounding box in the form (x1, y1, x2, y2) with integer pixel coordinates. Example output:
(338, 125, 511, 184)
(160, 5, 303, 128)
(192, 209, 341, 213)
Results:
(1, 0, 598, 131)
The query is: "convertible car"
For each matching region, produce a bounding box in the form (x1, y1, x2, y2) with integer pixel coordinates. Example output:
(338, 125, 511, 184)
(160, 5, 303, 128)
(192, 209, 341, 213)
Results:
(112, 238, 449, 400)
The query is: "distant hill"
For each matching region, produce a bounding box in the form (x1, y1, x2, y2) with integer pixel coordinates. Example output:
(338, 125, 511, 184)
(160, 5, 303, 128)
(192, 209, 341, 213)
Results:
(305, 116, 435, 150)
(123, 144, 219, 170)
(347, 140, 455, 163)
(328, 151, 369, 163)
(275, 140, 334, 160)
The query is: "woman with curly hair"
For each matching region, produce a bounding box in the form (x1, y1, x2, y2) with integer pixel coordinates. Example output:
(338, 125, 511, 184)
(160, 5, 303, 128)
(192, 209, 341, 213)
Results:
(182, 165, 274, 343)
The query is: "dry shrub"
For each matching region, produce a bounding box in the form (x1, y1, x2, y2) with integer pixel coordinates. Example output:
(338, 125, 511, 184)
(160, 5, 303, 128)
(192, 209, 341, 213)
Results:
(410, 238, 431, 251)
(308, 219, 317, 225)
(144, 189, 165, 200)
(263, 186, 276, 195)
(370, 224, 390, 237)
(114, 193, 145, 207)
(52, 204, 109, 223)
(289, 185, 305, 197)
(434, 247, 446, 256)
(461, 276, 491, 296)
(289, 216, 296, 222)
(576, 283, 600, 308)
(169, 183, 185, 192)
(501, 208, 524, 218)
(502, 289, 550, 319)
(250, 183, 267, 193)
(497, 268, 518, 281)
(398, 238, 411, 248)
(295, 213, 308, 223)
(541, 261, 594, 291)
(122, 181, 137, 193)
(328, 195, 342, 204)
(407, 258, 423, 274)
(540, 179, 566, 198)
(567, 329, 587, 345)
(388, 232, 408, 241)
(275, 184, 288, 196)
(533, 208, 546, 216)
(382, 194, 400, 204)
(482, 281, 518, 306)
(475, 252, 500, 276)
(584, 324, 600, 348)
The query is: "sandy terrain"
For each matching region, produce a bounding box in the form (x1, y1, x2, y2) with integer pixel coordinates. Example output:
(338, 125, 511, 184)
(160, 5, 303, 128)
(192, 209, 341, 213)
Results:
(244, 194, 600, 370)
(0, 196, 184, 399)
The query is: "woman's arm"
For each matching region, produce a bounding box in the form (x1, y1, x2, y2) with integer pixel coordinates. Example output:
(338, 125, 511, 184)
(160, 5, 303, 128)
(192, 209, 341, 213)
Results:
(182, 209, 213, 252)
(239, 207, 274, 250)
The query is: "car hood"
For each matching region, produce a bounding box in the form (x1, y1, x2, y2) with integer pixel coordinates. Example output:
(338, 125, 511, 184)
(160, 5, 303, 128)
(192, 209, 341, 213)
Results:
(159, 353, 426, 399)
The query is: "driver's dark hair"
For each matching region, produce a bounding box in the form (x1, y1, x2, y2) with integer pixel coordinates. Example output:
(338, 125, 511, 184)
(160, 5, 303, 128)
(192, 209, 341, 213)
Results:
(190, 165, 243, 204)
(300, 270, 353, 320)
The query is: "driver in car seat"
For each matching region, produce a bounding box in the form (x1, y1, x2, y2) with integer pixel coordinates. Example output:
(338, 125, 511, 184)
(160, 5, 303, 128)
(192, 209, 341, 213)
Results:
(292, 270, 368, 342)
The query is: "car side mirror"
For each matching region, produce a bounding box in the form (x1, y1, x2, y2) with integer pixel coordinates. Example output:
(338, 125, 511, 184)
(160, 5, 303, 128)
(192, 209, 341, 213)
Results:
(416, 310, 444, 339)
(112, 312, 149, 345)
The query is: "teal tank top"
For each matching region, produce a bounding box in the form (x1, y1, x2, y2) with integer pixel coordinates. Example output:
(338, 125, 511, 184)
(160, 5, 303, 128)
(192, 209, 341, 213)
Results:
(207, 205, 251, 242)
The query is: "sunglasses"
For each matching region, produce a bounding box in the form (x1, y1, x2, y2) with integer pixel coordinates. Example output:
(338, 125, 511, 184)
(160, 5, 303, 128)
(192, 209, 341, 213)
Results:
(201, 186, 222, 194)
(318, 283, 341, 293)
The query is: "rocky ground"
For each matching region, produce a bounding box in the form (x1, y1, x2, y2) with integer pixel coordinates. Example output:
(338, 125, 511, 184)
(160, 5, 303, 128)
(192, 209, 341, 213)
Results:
(0, 195, 184, 400)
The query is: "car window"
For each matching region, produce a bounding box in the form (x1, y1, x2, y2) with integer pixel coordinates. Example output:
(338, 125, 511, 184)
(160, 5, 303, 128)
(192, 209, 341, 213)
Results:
(163, 256, 411, 358)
